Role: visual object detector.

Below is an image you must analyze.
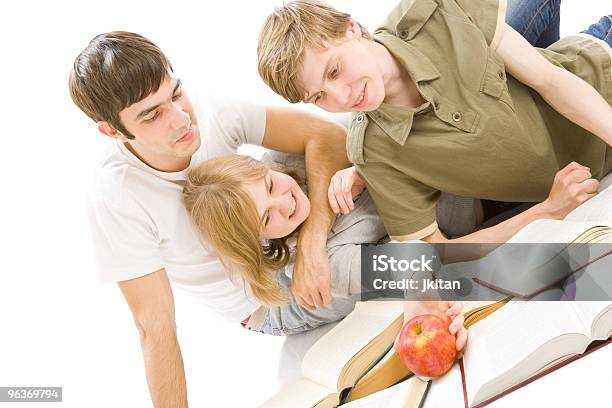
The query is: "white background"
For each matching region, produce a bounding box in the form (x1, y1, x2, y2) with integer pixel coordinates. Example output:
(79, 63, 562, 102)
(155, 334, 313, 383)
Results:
(0, 1, 610, 407)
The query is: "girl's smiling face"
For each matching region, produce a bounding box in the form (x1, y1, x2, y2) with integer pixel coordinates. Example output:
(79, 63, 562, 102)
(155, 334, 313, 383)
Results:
(243, 170, 311, 240)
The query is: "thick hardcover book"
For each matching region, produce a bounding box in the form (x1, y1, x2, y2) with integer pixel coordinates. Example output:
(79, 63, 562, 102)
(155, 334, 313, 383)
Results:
(459, 301, 612, 407)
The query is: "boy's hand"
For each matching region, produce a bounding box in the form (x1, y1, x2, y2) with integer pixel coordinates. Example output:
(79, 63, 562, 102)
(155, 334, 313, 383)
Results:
(542, 161, 599, 219)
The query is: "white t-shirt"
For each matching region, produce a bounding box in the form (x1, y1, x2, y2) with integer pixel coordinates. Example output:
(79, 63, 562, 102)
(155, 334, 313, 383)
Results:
(89, 98, 266, 322)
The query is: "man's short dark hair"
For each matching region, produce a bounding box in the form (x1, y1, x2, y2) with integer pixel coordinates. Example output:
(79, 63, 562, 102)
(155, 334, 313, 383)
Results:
(69, 31, 173, 140)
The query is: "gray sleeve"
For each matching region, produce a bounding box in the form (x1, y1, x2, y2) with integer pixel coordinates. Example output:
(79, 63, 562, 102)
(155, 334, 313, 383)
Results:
(327, 191, 388, 247)
(260, 151, 307, 180)
(327, 243, 363, 297)
(325, 192, 388, 297)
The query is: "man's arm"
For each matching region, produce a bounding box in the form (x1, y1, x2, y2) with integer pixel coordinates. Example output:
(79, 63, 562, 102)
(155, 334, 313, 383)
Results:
(391, 162, 599, 261)
(118, 269, 187, 408)
(496, 23, 612, 146)
(262, 106, 350, 309)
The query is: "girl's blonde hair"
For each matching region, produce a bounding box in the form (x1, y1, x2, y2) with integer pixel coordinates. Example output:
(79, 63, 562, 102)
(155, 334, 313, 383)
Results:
(183, 155, 294, 305)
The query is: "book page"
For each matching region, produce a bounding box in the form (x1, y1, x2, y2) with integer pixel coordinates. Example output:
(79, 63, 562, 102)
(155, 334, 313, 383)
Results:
(464, 301, 589, 406)
(440, 241, 583, 299)
(566, 254, 612, 301)
(352, 344, 396, 384)
(257, 379, 335, 408)
(347, 349, 411, 401)
(592, 307, 612, 340)
(588, 230, 612, 243)
(422, 364, 464, 408)
(565, 184, 612, 223)
(464, 300, 502, 311)
(348, 299, 496, 403)
(342, 377, 420, 408)
(302, 302, 404, 390)
(507, 219, 607, 243)
(571, 302, 612, 339)
(573, 227, 612, 243)
(394, 377, 430, 408)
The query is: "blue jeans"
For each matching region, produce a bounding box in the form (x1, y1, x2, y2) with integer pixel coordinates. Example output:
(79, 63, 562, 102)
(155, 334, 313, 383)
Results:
(249, 272, 359, 336)
(582, 15, 612, 47)
(506, 0, 561, 47)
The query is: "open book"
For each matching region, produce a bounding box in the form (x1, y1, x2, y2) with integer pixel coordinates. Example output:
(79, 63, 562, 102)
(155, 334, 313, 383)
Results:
(341, 377, 430, 408)
(438, 185, 612, 300)
(344, 299, 510, 403)
(463, 300, 612, 407)
(258, 299, 510, 408)
(508, 182, 612, 244)
(448, 185, 612, 406)
(257, 302, 405, 408)
(342, 359, 467, 408)
(260, 186, 612, 407)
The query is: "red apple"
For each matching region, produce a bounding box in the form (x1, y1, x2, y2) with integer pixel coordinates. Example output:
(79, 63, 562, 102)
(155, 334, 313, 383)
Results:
(397, 314, 457, 378)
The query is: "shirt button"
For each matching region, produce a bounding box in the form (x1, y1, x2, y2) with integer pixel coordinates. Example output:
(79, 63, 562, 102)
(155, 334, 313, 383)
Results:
(356, 113, 365, 123)
(452, 112, 462, 122)
(399, 30, 409, 40)
(432, 99, 439, 110)
(498, 70, 505, 80)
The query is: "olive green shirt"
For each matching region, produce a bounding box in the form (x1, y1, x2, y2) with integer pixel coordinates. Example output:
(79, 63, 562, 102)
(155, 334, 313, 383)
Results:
(347, 0, 612, 238)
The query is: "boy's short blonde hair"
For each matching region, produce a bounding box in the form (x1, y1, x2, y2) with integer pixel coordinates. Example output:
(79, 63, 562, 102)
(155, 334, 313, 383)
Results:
(257, 0, 370, 103)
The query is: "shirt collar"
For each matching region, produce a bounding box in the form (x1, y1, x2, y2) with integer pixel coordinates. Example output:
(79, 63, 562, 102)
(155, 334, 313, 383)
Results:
(347, 97, 430, 165)
(359, 32, 438, 145)
(347, 1, 442, 163)
(374, 33, 441, 84)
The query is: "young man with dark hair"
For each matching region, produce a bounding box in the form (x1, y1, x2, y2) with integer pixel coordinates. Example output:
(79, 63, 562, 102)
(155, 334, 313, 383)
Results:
(70, 31, 349, 407)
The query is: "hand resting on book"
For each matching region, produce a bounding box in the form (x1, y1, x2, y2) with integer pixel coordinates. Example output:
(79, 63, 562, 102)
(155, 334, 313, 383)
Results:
(541, 161, 600, 220)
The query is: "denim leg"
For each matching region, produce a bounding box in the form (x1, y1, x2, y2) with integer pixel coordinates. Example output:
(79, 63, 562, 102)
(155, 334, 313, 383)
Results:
(581, 15, 612, 47)
(254, 272, 358, 336)
(506, 0, 561, 47)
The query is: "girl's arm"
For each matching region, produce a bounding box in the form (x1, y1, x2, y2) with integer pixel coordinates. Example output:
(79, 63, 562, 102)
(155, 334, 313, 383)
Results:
(495, 23, 612, 146)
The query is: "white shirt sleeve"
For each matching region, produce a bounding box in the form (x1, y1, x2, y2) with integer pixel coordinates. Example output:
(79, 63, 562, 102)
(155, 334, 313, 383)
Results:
(89, 190, 163, 283)
(199, 98, 267, 160)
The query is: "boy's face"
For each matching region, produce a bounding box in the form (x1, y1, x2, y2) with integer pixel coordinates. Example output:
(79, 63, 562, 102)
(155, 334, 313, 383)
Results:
(298, 22, 386, 113)
(114, 76, 200, 170)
